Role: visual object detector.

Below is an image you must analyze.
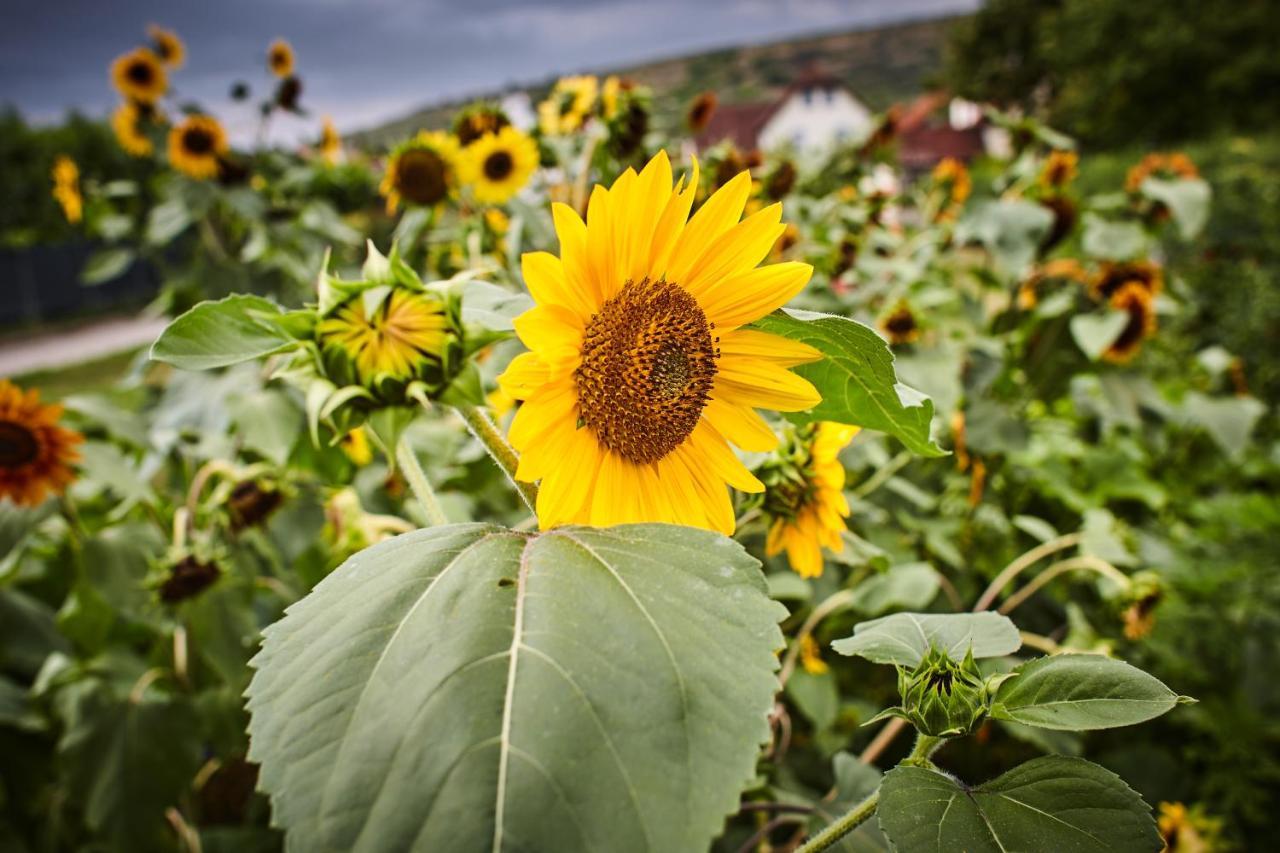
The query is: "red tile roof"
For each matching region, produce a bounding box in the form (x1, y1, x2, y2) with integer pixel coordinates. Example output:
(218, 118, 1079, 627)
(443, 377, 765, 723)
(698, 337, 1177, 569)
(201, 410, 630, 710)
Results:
(695, 100, 781, 150)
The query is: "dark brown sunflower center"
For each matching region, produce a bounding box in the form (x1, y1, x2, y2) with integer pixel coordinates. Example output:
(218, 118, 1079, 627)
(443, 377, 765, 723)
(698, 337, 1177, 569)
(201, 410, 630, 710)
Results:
(0, 421, 40, 469)
(183, 127, 214, 155)
(397, 149, 447, 206)
(1111, 296, 1149, 353)
(885, 310, 917, 336)
(127, 60, 154, 85)
(575, 278, 718, 465)
(483, 150, 514, 181)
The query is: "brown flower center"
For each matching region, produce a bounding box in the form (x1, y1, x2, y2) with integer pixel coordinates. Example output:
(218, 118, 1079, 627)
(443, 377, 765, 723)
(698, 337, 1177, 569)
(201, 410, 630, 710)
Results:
(396, 148, 448, 206)
(183, 127, 214, 155)
(127, 59, 154, 86)
(483, 150, 514, 182)
(575, 278, 718, 465)
(0, 421, 40, 469)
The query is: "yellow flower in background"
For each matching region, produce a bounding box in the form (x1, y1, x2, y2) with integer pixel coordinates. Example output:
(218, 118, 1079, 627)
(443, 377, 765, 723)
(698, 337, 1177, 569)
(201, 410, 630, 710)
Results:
(380, 131, 460, 213)
(764, 422, 858, 578)
(799, 635, 829, 675)
(931, 157, 971, 220)
(1040, 149, 1078, 190)
(484, 207, 510, 235)
(339, 427, 373, 466)
(1157, 802, 1225, 853)
(318, 289, 449, 384)
(498, 150, 821, 532)
(51, 156, 82, 224)
(167, 114, 228, 180)
(148, 25, 185, 69)
(452, 104, 510, 147)
(461, 126, 538, 204)
(879, 302, 921, 345)
(538, 75, 598, 135)
(319, 116, 342, 165)
(111, 48, 167, 104)
(1101, 282, 1157, 364)
(600, 75, 622, 120)
(111, 101, 155, 157)
(267, 39, 295, 78)
(1089, 260, 1164, 301)
(0, 380, 83, 507)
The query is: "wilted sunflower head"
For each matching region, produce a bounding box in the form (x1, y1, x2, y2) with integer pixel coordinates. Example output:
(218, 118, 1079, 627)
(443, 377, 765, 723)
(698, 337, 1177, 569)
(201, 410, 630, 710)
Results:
(537, 75, 597, 135)
(148, 24, 185, 69)
(111, 48, 167, 104)
(159, 554, 221, 603)
(763, 159, 798, 201)
(880, 303, 920, 345)
(1102, 283, 1157, 364)
(452, 103, 511, 147)
(686, 91, 718, 133)
(1090, 260, 1163, 301)
(111, 101, 155, 157)
(1039, 195, 1078, 252)
(167, 114, 229, 180)
(762, 422, 859, 578)
(461, 126, 539, 204)
(380, 131, 460, 213)
(275, 75, 303, 111)
(267, 39, 295, 78)
(1040, 149, 1078, 190)
(0, 380, 82, 507)
(497, 150, 823, 532)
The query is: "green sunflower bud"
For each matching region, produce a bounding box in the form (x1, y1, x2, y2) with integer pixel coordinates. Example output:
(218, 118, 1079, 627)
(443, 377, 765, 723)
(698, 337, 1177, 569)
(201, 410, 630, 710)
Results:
(867, 645, 1006, 738)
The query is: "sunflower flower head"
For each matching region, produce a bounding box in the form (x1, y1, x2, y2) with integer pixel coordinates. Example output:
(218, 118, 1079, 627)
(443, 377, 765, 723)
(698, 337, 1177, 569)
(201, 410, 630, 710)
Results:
(148, 25, 185, 69)
(686, 92, 718, 133)
(799, 635, 829, 675)
(111, 48, 167, 104)
(498, 150, 822, 532)
(453, 103, 511, 147)
(0, 380, 82, 507)
(461, 126, 539, 204)
(1089, 260, 1164, 301)
(880, 302, 921, 346)
(1101, 282, 1157, 364)
(1125, 151, 1199, 193)
(319, 116, 342, 165)
(760, 422, 858, 578)
(537, 75, 598, 136)
(601, 80, 651, 162)
(1040, 149, 1078, 191)
(112, 101, 157, 157)
(267, 39, 295, 78)
(380, 131, 461, 214)
(1157, 802, 1226, 852)
(50, 156, 82, 224)
(168, 114, 229, 180)
(931, 157, 971, 220)
(763, 159, 798, 202)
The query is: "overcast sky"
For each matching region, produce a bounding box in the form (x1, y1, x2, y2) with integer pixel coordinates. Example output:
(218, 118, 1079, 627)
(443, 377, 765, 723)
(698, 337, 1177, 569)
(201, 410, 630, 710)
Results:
(1, 0, 978, 142)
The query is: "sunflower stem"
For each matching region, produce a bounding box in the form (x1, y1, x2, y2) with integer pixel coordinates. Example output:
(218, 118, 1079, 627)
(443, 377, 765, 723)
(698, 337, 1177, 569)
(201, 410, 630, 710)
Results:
(394, 435, 448, 527)
(455, 404, 539, 515)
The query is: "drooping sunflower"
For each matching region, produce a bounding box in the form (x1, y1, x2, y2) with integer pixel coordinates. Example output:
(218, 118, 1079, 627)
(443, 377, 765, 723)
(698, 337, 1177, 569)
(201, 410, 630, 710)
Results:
(1040, 149, 1078, 191)
(111, 101, 155, 157)
(461, 126, 539, 204)
(537, 75, 597, 135)
(267, 39, 295, 78)
(497, 150, 823, 532)
(1089, 260, 1163, 301)
(111, 48, 167, 104)
(452, 104, 510, 147)
(763, 159, 797, 202)
(380, 131, 460, 213)
(50, 156, 82, 224)
(319, 116, 342, 165)
(0, 380, 82, 506)
(686, 92, 717, 133)
(879, 302, 920, 345)
(1101, 283, 1157, 364)
(167, 114, 229, 180)
(148, 24, 185, 69)
(318, 288, 449, 385)
(762, 422, 860, 578)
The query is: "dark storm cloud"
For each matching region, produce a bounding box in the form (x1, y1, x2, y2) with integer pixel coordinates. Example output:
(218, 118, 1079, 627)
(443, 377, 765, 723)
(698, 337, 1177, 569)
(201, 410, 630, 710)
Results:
(0, 0, 978, 139)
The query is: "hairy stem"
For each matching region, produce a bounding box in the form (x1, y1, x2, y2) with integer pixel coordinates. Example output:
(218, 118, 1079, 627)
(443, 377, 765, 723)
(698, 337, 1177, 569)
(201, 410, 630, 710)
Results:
(455, 404, 539, 515)
(395, 435, 448, 527)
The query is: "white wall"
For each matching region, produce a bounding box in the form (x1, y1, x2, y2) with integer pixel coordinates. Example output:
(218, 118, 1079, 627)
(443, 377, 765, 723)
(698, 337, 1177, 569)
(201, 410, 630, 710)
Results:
(758, 88, 872, 153)
(500, 91, 536, 131)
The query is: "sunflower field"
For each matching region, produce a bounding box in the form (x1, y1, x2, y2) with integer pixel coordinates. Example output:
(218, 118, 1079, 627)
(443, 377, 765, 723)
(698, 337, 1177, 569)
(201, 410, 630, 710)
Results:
(1, 19, 1277, 853)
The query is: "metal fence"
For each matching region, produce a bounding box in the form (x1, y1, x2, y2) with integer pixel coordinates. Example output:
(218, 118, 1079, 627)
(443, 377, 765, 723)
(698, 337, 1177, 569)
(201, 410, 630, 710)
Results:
(0, 243, 158, 328)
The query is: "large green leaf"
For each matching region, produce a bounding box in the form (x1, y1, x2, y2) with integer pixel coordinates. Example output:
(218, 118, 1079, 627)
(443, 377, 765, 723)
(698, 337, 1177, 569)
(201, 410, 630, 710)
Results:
(151, 295, 297, 370)
(1082, 214, 1148, 261)
(831, 612, 1020, 666)
(991, 654, 1184, 731)
(877, 757, 1161, 853)
(956, 199, 1053, 276)
(1141, 177, 1211, 239)
(246, 523, 785, 852)
(752, 310, 944, 457)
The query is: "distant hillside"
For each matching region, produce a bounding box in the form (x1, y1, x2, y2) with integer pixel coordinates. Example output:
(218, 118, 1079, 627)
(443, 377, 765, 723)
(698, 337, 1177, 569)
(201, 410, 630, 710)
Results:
(348, 15, 960, 150)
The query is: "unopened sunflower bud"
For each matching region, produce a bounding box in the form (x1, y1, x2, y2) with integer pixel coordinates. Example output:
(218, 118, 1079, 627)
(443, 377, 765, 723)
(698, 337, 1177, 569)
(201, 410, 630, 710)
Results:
(895, 646, 994, 737)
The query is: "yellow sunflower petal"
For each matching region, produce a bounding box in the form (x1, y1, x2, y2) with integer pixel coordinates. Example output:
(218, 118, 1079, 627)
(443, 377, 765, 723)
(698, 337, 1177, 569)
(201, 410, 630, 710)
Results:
(521, 251, 595, 321)
(496, 351, 550, 401)
(682, 203, 785, 297)
(508, 379, 577, 459)
(718, 328, 822, 367)
(649, 157, 700, 275)
(698, 262, 813, 329)
(537, 427, 601, 527)
(702, 398, 778, 453)
(715, 358, 822, 412)
(687, 420, 764, 493)
(618, 150, 673, 285)
(665, 170, 753, 285)
(511, 305, 584, 372)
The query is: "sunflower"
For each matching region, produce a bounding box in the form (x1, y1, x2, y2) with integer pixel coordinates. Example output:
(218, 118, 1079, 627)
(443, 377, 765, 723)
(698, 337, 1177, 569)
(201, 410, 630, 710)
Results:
(799, 635, 829, 675)
(880, 303, 920, 345)
(0, 380, 82, 507)
(497, 150, 822, 532)
(318, 289, 449, 384)
(686, 92, 717, 133)
(931, 157, 971, 220)
(461, 126, 538, 204)
(50, 156, 82, 224)
(111, 101, 154, 157)
(319, 116, 342, 165)
(380, 131, 460, 213)
(763, 422, 859, 578)
(453, 104, 510, 147)
(537, 75, 597, 135)
(1125, 151, 1199, 192)
(600, 75, 624, 120)
(1156, 802, 1225, 852)
(763, 159, 797, 201)
(1101, 282, 1157, 364)
(111, 48, 167, 104)
(168, 114, 229, 180)
(1040, 149, 1078, 190)
(1089, 260, 1163, 301)
(1018, 257, 1086, 309)
(148, 24, 185, 69)
(267, 39, 295, 78)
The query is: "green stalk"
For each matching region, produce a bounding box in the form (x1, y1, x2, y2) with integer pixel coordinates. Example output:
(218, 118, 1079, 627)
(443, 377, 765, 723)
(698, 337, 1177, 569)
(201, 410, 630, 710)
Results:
(455, 404, 539, 515)
(395, 435, 448, 527)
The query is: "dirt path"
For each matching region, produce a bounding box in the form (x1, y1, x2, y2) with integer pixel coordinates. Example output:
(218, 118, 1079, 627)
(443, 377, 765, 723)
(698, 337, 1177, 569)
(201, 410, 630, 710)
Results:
(0, 315, 169, 378)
